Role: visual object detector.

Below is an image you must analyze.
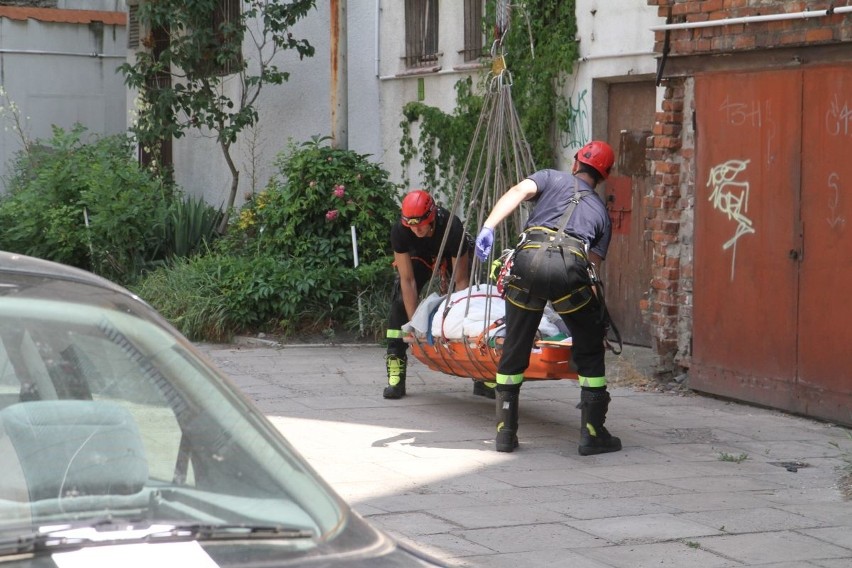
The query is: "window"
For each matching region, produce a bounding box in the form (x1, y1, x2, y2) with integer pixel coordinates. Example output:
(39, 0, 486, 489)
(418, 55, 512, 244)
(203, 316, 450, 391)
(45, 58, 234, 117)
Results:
(462, 0, 484, 62)
(404, 0, 439, 68)
(127, 3, 140, 49)
(209, 0, 242, 76)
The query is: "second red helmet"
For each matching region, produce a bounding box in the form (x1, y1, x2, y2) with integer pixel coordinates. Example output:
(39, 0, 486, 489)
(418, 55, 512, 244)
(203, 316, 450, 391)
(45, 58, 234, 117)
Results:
(575, 140, 615, 179)
(401, 190, 436, 226)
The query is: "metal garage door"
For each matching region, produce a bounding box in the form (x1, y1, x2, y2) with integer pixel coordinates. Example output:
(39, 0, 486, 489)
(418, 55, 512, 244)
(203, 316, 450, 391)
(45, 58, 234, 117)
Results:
(692, 67, 852, 426)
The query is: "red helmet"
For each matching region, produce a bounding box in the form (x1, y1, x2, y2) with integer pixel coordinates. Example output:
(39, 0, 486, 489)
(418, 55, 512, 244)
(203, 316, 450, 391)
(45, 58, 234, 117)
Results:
(401, 190, 436, 227)
(575, 140, 615, 179)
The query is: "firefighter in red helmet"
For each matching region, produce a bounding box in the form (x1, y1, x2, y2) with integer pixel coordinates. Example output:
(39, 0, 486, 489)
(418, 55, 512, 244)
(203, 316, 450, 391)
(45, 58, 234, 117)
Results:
(473, 140, 622, 456)
(384, 190, 494, 399)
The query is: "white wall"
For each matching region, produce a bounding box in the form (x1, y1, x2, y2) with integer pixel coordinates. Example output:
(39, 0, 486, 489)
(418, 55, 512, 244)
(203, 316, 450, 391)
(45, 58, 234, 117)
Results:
(558, 0, 663, 170)
(141, 1, 665, 208)
(375, 0, 485, 199)
(0, 4, 127, 192)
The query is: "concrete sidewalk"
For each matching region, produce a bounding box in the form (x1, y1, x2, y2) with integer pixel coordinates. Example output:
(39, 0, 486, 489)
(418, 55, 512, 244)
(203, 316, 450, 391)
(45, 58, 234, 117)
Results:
(197, 341, 852, 568)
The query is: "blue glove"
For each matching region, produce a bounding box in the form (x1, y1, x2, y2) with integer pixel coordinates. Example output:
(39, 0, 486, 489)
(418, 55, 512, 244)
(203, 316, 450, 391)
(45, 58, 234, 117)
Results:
(474, 226, 494, 261)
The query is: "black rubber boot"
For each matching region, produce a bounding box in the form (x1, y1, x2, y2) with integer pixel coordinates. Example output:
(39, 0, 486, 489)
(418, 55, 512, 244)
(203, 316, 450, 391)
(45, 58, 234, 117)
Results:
(578, 387, 622, 456)
(382, 355, 407, 399)
(472, 380, 496, 399)
(495, 386, 520, 452)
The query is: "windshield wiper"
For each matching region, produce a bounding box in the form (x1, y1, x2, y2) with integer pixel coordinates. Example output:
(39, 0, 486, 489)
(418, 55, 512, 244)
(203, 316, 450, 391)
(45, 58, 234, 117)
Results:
(0, 522, 314, 557)
(149, 524, 316, 542)
(0, 532, 90, 555)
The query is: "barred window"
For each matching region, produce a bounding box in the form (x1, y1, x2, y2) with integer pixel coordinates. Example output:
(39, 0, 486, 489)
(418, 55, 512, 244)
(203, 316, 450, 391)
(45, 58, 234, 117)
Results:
(462, 0, 484, 62)
(127, 3, 140, 49)
(209, 0, 242, 76)
(404, 0, 439, 69)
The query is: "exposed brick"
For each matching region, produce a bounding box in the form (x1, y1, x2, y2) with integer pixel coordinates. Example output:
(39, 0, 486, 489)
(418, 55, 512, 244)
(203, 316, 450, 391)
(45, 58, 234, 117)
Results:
(779, 30, 807, 45)
(651, 232, 679, 244)
(806, 27, 835, 42)
(655, 290, 677, 304)
(651, 277, 677, 290)
(657, 137, 683, 150)
(662, 220, 680, 234)
(662, 98, 684, 112)
(658, 303, 680, 316)
(700, 0, 725, 12)
(655, 161, 681, 174)
(733, 34, 755, 50)
(662, 173, 681, 185)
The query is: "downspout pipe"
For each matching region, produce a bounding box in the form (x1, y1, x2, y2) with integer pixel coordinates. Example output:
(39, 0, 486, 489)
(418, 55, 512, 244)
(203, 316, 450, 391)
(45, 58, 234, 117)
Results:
(330, 0, 348, 150)
(650, 5, 852, 31)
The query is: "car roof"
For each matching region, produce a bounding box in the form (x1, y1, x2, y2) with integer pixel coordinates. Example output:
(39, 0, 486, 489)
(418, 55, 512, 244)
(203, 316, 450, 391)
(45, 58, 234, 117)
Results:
(0, 251, 131, 295)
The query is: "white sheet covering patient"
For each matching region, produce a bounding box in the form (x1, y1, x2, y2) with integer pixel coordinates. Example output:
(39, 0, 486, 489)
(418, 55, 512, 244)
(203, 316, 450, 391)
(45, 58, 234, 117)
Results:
(402, 285, 569, 343)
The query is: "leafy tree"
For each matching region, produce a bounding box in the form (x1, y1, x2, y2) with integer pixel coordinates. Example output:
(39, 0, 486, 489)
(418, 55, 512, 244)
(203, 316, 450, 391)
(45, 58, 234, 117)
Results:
(120, 0, 317, 232)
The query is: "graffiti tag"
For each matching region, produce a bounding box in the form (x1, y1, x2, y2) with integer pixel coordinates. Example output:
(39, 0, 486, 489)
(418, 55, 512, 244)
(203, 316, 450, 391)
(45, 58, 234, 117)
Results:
(561, 89, 589, 151)
(827, 173, 846, 229)
(707, 159, 755, 281)
(826, 94, 852, 137)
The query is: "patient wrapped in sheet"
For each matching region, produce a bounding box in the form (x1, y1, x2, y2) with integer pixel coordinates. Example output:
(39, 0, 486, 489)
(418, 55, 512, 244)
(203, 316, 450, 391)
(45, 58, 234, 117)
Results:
(402, 285, 569, 345)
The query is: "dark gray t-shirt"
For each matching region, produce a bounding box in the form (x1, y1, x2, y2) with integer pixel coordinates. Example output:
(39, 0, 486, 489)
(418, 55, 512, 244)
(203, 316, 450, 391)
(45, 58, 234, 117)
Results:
(524, 169, 612, 259)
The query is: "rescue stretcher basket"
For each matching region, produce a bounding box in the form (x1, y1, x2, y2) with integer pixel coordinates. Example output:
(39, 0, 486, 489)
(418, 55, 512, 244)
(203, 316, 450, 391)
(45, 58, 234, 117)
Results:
(405, 334, 578, 381)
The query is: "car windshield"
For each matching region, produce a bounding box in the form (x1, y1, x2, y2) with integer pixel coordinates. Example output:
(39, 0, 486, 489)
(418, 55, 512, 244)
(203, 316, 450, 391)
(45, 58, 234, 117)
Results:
(0, 270, 343, 543)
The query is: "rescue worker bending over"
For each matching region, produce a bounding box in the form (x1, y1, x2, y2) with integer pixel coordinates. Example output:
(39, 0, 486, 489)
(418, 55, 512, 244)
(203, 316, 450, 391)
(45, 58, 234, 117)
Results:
(384, 190, 495, 400)
(474, 141, 622, 456)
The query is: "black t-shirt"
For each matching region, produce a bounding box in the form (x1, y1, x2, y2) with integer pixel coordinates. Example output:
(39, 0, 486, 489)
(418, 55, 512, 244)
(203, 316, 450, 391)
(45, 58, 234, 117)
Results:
(391, 207, 470, 261)
(525, 169, 612, 259)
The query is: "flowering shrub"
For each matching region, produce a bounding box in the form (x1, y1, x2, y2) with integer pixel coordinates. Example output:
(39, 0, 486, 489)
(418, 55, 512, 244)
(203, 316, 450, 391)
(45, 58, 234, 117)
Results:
(206, 136, 402, 335)
(225, 136, 401, 268)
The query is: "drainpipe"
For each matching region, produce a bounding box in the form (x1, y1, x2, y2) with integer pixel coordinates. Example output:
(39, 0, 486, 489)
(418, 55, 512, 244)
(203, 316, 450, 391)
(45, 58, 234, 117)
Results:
(0, 48, 124, 58)
(330, 0, 348, 150)
(375, 0, 381, 78)
(650, 5, 852, 31)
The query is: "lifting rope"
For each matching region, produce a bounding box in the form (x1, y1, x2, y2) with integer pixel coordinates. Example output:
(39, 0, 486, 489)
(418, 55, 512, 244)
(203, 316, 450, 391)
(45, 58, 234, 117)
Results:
(406, 2, 578, 381)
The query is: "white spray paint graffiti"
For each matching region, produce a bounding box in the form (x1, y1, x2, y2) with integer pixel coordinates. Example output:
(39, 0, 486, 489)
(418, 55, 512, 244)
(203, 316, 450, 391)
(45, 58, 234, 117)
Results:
(827, 173, 846, 229)
(707, 159, 755, 281)
(826, 94, 852, 137)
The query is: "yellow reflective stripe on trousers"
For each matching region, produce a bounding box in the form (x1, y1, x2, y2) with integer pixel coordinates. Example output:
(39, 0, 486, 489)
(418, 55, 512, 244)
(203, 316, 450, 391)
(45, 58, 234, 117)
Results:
(578, 375, 607, 388)
(496, 372, 524, 385)
(386, 329, 404, 339)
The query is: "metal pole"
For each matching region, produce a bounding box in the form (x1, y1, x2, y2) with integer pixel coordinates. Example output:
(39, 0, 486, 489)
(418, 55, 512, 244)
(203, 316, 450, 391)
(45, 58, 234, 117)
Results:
(330, 0, 348, 149)
(650, 6, 852, 31)
(351, 225, 364, 335)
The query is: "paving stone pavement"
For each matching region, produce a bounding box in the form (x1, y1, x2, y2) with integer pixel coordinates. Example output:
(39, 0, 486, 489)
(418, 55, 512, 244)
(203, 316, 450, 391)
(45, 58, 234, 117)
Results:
(196, 341, 852, 568)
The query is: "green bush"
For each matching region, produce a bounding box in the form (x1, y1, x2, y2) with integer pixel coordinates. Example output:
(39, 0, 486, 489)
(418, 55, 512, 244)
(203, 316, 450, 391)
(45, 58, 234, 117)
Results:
(135, 252, 393, 341)
(0, 125, 173, 283)
(223, 136, 401, 265)
(164, 194, 224, 259)
(136, 137, 401, 341)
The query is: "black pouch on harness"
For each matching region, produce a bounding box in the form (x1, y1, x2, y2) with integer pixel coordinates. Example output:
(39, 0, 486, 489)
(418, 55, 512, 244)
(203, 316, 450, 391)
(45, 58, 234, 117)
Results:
(551, 285, 593, 314)
(504, 280, 547, 311)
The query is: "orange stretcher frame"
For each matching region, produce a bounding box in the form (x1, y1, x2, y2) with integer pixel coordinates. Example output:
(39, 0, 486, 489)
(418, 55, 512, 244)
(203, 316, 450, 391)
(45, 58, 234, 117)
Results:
(406, 334, 578, 381)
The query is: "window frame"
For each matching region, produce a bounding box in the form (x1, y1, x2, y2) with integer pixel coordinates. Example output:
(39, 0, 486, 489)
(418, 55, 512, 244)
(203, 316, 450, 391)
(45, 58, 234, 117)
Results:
(404, 0, 440, 69)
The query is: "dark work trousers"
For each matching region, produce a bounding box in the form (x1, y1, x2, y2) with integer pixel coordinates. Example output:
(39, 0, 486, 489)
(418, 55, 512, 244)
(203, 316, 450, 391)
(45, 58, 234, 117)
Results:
(386, 256, 444, 359)
(498, 245, 607, 385)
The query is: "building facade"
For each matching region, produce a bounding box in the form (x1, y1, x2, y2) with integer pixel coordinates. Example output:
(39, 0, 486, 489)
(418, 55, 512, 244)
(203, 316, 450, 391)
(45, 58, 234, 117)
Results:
(646, 0, 852, 426)
(0, 1, 127, 191)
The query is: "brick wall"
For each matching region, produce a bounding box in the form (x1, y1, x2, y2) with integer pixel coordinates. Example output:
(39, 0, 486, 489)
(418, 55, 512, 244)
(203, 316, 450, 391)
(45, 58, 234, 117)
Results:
(645, 79, 690, 373)
(648, 1, 852, 55)
(643, 0, 852, 374)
